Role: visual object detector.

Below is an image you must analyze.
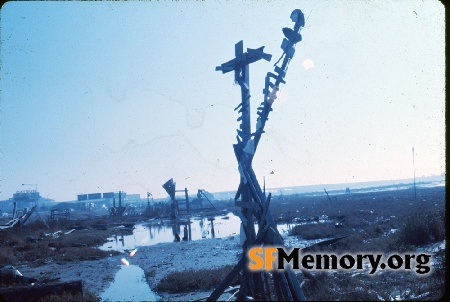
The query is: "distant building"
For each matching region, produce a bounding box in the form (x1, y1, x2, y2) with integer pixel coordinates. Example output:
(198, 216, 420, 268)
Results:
(75, 191, 146, 209)
(0, 191, 56, 215)
(13, 190, 40, 202)
(0, 199, 15, 214)
(126, 194, 140, 202)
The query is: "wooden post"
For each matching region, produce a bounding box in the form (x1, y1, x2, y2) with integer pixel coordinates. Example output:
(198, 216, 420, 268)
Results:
(185, 188, 190, 215)
(210, 8, 306, 301)
(12, 201, 17, 219)
(162, 178, 178, 220)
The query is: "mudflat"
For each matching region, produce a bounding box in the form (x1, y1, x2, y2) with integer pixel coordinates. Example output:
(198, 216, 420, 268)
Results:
(17, 237, 241, 301)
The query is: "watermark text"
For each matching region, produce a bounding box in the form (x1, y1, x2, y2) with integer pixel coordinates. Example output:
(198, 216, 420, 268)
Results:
(248, 247, 432, 275)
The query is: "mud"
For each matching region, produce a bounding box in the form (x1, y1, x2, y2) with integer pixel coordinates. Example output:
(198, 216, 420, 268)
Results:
(18, 236, 242, 301)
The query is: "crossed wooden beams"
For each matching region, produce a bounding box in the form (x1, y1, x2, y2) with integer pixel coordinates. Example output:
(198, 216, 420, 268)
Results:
(208, 9, 306, 301)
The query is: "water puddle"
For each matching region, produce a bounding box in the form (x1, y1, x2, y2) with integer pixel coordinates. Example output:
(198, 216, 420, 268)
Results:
(100, 212, 300, 252)
(101, 264, 160, 302)
(99, 214, 334, 301)
(101, 213, 241, 251)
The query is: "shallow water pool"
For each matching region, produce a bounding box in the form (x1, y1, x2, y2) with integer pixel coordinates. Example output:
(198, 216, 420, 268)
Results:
(100, 212, 299, 252)
(101, 264, 160, 302)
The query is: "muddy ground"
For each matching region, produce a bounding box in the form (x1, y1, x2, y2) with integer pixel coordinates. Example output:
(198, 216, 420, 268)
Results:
(1, 185, 446, 301)
(17, 237, 242, 301)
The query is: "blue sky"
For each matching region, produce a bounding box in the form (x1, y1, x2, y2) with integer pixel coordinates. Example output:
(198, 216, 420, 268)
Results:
(0, 0, 445, 202)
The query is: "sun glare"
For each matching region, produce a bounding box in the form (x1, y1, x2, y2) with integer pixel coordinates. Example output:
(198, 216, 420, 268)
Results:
(302, 59, 315, 70)
(121, 258, 130, 266)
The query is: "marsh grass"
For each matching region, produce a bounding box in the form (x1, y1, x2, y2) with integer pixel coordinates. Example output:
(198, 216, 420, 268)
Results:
(289, 222, 348, 239)
(0, 219, 120, 267)
(300, 262, 446, 301)
(155, 265, 237, 293)
(37, 291, 99, 302)
(389, 210, 445, 252)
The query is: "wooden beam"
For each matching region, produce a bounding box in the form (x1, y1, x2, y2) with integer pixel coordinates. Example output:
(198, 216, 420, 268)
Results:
(285, 270, 306, 301)
(207, 256, 246, 301)
(235, 201, 260, 210)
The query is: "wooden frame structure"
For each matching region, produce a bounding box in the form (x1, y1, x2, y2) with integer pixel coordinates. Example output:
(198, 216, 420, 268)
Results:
(163, 178, 217, 219)
(208, 9, 306, 301)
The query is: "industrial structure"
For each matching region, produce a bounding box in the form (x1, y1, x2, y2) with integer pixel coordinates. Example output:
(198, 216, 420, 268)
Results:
(0, 190, 49, 229)
(162, 178, 216, 220)
(77, 191, 139, 219)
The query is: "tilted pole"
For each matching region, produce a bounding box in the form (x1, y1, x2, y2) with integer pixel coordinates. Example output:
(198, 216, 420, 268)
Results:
(254, 9, 305, 152)
(412, 147, 417, 200)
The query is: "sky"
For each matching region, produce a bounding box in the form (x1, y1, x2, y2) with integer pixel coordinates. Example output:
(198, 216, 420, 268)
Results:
(0, 0, 445, 202)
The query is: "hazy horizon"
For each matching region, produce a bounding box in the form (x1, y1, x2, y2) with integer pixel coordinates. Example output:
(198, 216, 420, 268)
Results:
(3, 173, 444, 204)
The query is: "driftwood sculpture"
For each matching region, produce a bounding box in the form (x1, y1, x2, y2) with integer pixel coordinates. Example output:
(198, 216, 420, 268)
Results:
(162, 179, 217, 219)
(208, 9, 306, 301)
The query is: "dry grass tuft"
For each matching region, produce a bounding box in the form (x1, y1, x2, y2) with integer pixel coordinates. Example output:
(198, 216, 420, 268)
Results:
(155, 265, 237, 293)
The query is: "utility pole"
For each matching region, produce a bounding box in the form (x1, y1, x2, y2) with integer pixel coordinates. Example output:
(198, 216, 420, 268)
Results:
(147, 192, 153, 208)
(412, 147, 416, 200)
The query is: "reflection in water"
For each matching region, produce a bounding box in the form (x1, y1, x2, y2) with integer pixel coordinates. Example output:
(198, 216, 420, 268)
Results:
(102, 212, 298, 251)
(100, 213, 243, 251)
(172, 222, 181, 242)
(113, 234, 125, 247)
(188, 222, 192, 241)
(101, 265, 160, 302)
(171, 221, 193, 242)
(182, 225, 188, 241)
(169, 218, 218, 242)
(149, 222, 164, 240)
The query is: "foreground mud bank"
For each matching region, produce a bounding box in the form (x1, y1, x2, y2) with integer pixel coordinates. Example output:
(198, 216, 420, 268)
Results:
(17, 236, 241, 301)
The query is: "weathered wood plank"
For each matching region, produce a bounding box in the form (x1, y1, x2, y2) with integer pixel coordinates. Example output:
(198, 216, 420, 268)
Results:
(235, 201, 260, 210)
(285, 270, 306, 301)
(206, 256, 246, 301)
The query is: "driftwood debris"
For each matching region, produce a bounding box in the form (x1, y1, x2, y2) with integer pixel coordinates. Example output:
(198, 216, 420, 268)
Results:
(110, 191, 127, 219)
(162, 179, 217, 219)
(162, 178, 187, 219)
(324, 188, 337, 202)
(0, 204, 49, 230)
(0, 280, 83, 302)
(209, 9, 306, 301)
(196, 285, 240, 301)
